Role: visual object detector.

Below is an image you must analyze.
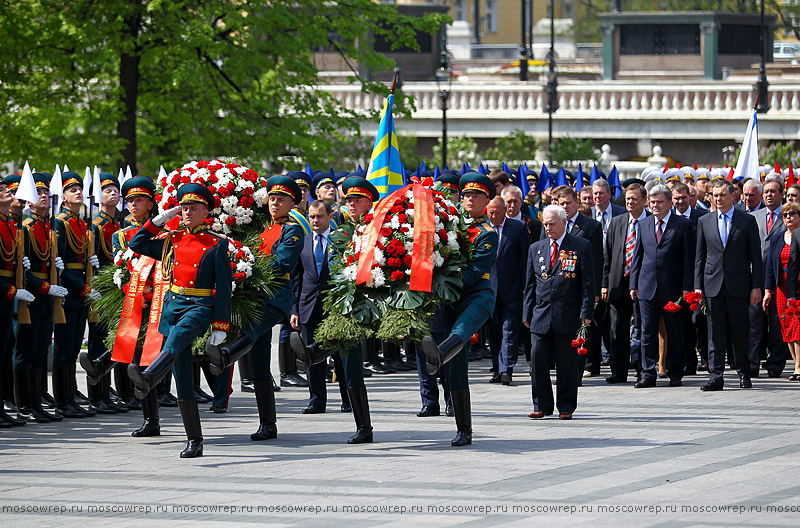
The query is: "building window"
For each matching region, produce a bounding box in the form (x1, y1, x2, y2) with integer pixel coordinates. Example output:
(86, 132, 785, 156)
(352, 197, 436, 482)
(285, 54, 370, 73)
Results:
(454, 0, 465, 21)
(486, 0, 497, 33)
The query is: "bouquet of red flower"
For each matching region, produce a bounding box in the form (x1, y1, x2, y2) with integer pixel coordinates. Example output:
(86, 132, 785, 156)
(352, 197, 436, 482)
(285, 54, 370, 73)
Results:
(664, 291, 707, 314)
(786, 299, 800, 317)
(572, 322, 589, 355)
(316, 182, 470, 351)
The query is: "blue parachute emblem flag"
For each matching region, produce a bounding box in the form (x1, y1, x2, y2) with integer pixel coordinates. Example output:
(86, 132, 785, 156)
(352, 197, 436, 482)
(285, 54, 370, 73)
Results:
(365, 93, 404, 199)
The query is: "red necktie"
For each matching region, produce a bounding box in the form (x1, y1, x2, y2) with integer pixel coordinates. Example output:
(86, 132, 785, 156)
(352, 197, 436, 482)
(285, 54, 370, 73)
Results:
(550, 241, 558, 269)
(656, 219, 664, 243)
(767, 211, 774, 233)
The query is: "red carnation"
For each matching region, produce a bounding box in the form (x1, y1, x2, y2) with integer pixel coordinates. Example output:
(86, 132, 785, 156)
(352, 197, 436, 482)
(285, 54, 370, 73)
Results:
(219, 187, 230, 198)
(438, 229, 448, 242)
(180, 176, 190, 184)
(171, 174, 180, 185)
(240, 196, 254, 207)
(403, 254, 413, 267)
(235, 272, 246, 282)
(376, 241, 384, 250)
(122, 284, 129, 295)
(346, 255, 355, 265)
(439, 212, 449, 221)
(155, 193, 162, 202)
(470, 333, 480, 345)
(391, 205, 404, 214)
(236, 250, 245, 259)
(208, 174, 219, 184)
(690, 303, 699, 311)
(407, 202, 414, 209)
(390, 270, 405, 281)
(576, 337, 586, 346)
(230, 263, 236, 271)
(242, 187, 254, 196)
(571, 339, 578, 348)
(225, 217, 236, 226)
(166, 185, 174, 194)
(577, 347, 588, 356)
(225, 163, 239, 169)
(388, 257, 402, 267)
(380, 227, 392, 237)
(397, 213, 408, 224)
(400, 226, 409, 233)
(197, 160, 209, 168)
(664, 301, 681, 313)
(214, 197, 222, 208)
(363, 213, 374, 223)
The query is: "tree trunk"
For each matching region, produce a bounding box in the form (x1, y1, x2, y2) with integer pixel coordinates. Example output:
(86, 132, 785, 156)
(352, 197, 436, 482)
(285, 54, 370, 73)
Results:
(117, 8, 142, 173)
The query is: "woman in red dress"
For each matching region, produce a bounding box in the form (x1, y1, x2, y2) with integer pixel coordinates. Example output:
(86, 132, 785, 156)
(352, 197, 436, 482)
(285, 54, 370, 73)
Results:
(764, 201, 800, 381)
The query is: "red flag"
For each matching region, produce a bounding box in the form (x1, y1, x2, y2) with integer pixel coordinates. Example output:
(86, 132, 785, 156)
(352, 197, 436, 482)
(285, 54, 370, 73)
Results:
(775, 162, 781, 174)
(726, 167, 734, 180)
(788, 166, 796, 186)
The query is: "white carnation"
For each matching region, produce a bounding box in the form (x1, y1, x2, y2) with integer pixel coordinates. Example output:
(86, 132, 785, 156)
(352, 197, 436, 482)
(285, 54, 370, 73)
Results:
(253, 188, 268, 206)
(433, 251, 445, 267)
(374, 247, 385, 266)
(390, 216, 401, 229)
(195, 168, 211, 179)
(113, 269, 124, 289)
(404, 241, 414, 254)
(369, 267, 385, 288)
(447, 231, 460, 251)
(343, 264, 358, 281)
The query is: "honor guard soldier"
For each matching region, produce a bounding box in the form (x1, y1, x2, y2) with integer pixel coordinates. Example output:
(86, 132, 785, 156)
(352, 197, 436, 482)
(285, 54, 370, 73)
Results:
(127, 183, 232, 458)
(205, 175, 304, 441)
(80, 175, 162, 435)
(437, 170, 461, 201)
(312, 171, 350, 231)
(0, 177, 35, 427)
(12, 173, 67, 423)
(422, 172, 499, 446)
(291, 175, 381, 444)
(84, 173, 121, 415)
(53, 172, 101, 418)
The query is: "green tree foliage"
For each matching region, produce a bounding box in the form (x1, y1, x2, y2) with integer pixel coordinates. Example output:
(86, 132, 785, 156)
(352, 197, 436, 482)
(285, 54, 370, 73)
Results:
(724, 140, 800, 169)
(396, 135, 423, 171)
(549, 137, 599, 166)
(0, 1, 446, 174)
(484, 129, 540, 164)
(432, 135, 479, 169)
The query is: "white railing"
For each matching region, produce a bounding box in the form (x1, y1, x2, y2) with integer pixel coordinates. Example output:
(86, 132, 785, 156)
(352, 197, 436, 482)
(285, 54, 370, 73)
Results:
(323, 82, 800, 119)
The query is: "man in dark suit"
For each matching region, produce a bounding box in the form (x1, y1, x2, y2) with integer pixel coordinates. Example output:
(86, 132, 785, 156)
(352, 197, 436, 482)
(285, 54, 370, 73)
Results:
(748, 175, 788, 378)
(486, 196, 530, 385)
(290, 200, 350, 414)
(672, 182, 708, 374)
(602, 183, 648, 383)
(524, 205, 594, 420)
(695, 180, 763, 391)
(591, 179, 626, 241)
(555, 186, 603, 377)
(631, 184, 695, 387)
(502, 185, 543, 243)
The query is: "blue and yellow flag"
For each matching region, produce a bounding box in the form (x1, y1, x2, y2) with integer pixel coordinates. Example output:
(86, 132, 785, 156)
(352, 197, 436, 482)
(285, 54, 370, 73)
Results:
(366, 94, 404, 199)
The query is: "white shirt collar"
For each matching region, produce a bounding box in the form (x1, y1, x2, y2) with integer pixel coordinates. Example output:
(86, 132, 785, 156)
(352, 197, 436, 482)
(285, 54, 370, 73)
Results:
(568, 212, 580, 224)
(657, 210, 671, 225)
(314, 228, 331, 239)
(508, 212, 522, 222)
(550, 231, 567, 248)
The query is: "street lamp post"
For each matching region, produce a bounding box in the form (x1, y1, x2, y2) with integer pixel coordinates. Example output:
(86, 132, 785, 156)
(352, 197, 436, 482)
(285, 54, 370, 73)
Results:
(435, 51, 453, 168)
(543, 0, 558, 152)
(519, 0, 528, 81)
(755, 0, 770, 113)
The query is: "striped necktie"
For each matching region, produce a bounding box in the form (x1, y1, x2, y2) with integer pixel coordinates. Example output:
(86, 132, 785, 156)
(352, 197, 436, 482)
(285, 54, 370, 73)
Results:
(623, 219, 637, 277)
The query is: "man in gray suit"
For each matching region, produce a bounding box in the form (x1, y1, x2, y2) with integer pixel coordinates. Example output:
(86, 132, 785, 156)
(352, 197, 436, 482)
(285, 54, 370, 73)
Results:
(695, 180, 763, 391)
(748, 174, 788, 378)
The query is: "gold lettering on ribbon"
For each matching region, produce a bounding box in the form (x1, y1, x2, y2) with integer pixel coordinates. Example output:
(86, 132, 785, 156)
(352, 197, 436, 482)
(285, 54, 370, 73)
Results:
(111, 256, 155, 364)
(140, 265, 168, 366)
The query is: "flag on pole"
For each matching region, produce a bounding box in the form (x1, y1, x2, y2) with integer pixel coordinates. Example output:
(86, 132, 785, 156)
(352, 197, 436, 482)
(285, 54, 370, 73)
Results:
(608, 166, 621, 198)
(517, 165, 531, 197)
(554, 167, 569, 187)
(17, 161, 39, 205)
(734, 109, 759, 181)
(50, 165, 63, 212)
(575, 163, 585, 192)
(589, 164, 601, 184)
(365, 86, 404, 199)
(536, 164, 552, 192)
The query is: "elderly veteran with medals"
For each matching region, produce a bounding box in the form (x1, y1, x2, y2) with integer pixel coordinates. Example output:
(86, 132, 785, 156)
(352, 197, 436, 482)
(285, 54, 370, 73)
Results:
(421, 172, 499, 447)
(127, 183, 232, 458)
(204, 175, 304, 442)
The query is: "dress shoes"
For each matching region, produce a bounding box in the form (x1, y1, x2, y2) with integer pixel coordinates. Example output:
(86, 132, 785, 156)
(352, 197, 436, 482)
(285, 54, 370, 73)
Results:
(131, 419, 161, 437)
(739, 376, 753, 389)
(280, 372, 309, 387)
(341, 402, 352, 413)
(180, 439, 203, 458)
(558, 412, 573, 420)
(363, 362, 390, 375)
(669, 379, 682, 387)
(251, 423, 278, 441)
(416, 405, 440, 417)
(634, 377, 656, 388)
(528, 410, 553, 419)
(605, 375, 627, 384)
(700, 380, 723, 391)
(194, 387, 214, 403)
(451, 431, 471, 446)
(302, 403, 326, 414)
(500, 372, 512, 385)
(488, 374, 502, 384)
(240, 379, 255, 393)
(209, 404, 228, 413)
(74, 390, 89, 405)
(157, 392, 178, 407)
(271, 374, 281, 392)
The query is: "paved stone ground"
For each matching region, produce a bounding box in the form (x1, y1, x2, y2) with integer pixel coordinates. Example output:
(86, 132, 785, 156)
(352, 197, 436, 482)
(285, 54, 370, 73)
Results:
(3, 337, 800, 526)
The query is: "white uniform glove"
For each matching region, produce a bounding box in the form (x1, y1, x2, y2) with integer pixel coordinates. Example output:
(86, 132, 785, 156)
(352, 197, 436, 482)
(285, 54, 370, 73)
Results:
(88, 289, 101, 302)
(48, 285, 68, 298)
(152, 206, 182, 227)
(208, 330, 226, 346)
(22, 256, 31, 271)
(89, 255, 100, 268)
(14, 289, 35, 302)
(54, 257, 65, 271)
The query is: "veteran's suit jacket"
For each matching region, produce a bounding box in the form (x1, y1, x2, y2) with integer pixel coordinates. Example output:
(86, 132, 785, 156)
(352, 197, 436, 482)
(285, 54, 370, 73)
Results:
(523, 233, 594, 335)
(569, 214, 603, 297)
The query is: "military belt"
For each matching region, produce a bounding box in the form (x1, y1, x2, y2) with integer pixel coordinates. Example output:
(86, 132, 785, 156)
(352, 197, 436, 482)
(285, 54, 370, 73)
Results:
(170, 285, 213, 297)
(31, 272, 48, 279)
(65, 263, 85, 270)
(0, 270, 13, 277)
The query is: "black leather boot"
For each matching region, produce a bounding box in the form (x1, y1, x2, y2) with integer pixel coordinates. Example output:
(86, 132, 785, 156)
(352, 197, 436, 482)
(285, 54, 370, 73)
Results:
(127, 351, 175, 400)
(1, 370, 24, 426)
(193, 362, 213, 403)
(346, 386, 373, 444)
(80, 349, 118, 386)
(29, 369, 60, 422)
(71, 364, 95, 417)
(239, 352, 255, 392)
(88, 377, 116, 414)
(250, 380, 277, 440)
(206, 334, 253, 376)
(422, 335, 464, 376)
(178, 398, 203, 458)
(290, 332, 335, 366)
(132, 389, 160, 437)
(115, 363, 139, 410)
(101, 374, 123, 412)
(279, 341, 308, 387)
(450, 389, 472, 447)
(53, 366, 84, 418)
(157, 374, 178, 407)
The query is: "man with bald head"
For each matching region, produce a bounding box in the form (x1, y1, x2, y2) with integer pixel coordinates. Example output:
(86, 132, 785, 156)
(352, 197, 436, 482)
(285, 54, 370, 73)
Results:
(486, 196, 530, 385)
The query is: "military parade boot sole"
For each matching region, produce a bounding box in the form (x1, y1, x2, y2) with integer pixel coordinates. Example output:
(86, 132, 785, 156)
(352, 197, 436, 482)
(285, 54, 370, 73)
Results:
(128, 352, 175, 400)
(207, 335, 254, 376)
(178, 398, 203, 458)
(290, 332, 334, 366)
(346, 386, 373, 444)
(251, 380, 277, 440)
(450, 389, 472, 447)
(422, 335, 464, 376)
(132, 391, 161, 437)
(80, 350, 117, 386)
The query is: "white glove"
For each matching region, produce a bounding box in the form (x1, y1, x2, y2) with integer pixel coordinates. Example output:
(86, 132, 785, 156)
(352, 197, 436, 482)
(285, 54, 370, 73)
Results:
(89, 255, 100, 268)
(22, 256, 31, 271)
(14, 289, 35, 302)
(208, 330, 226, 346)
(88, 289, 101, 302)
(48, 285, 68, 298)
(152, 206, 182, 227)
(54, 257, 65, 271)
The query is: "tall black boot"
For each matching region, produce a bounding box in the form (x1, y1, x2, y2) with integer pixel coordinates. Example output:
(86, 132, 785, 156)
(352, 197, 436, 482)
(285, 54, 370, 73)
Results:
(30, 369, 60, 422)
(239, 352, 255, 392)
(279, 341, 308, 387)
(41, 355, 55, 409)
(102, 373, 124, 412)
(53, 366, 84, 418)
(422, 335, 464, 376)
(450, 389, 472, 446)
(206, 334, 253, 376)
(127, 351, 175, 400)
(363, 338, 389, 375)
(79, 349, 117, 386)
(132, 390, 160, 437)
(14, 369, 38, 423)
(346, 386, 373, 444)
(177, 398, 203, 458)
(250, 380, 277, 440)
(1, 369, 25, 426)
(87, 375, 116, 414)
(71, 363, 95, 416)
(158, 373, 178, 407)
(114, 363, 138, 410)
(290, 332, 335, 366)
(193, 362, 213, 403)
